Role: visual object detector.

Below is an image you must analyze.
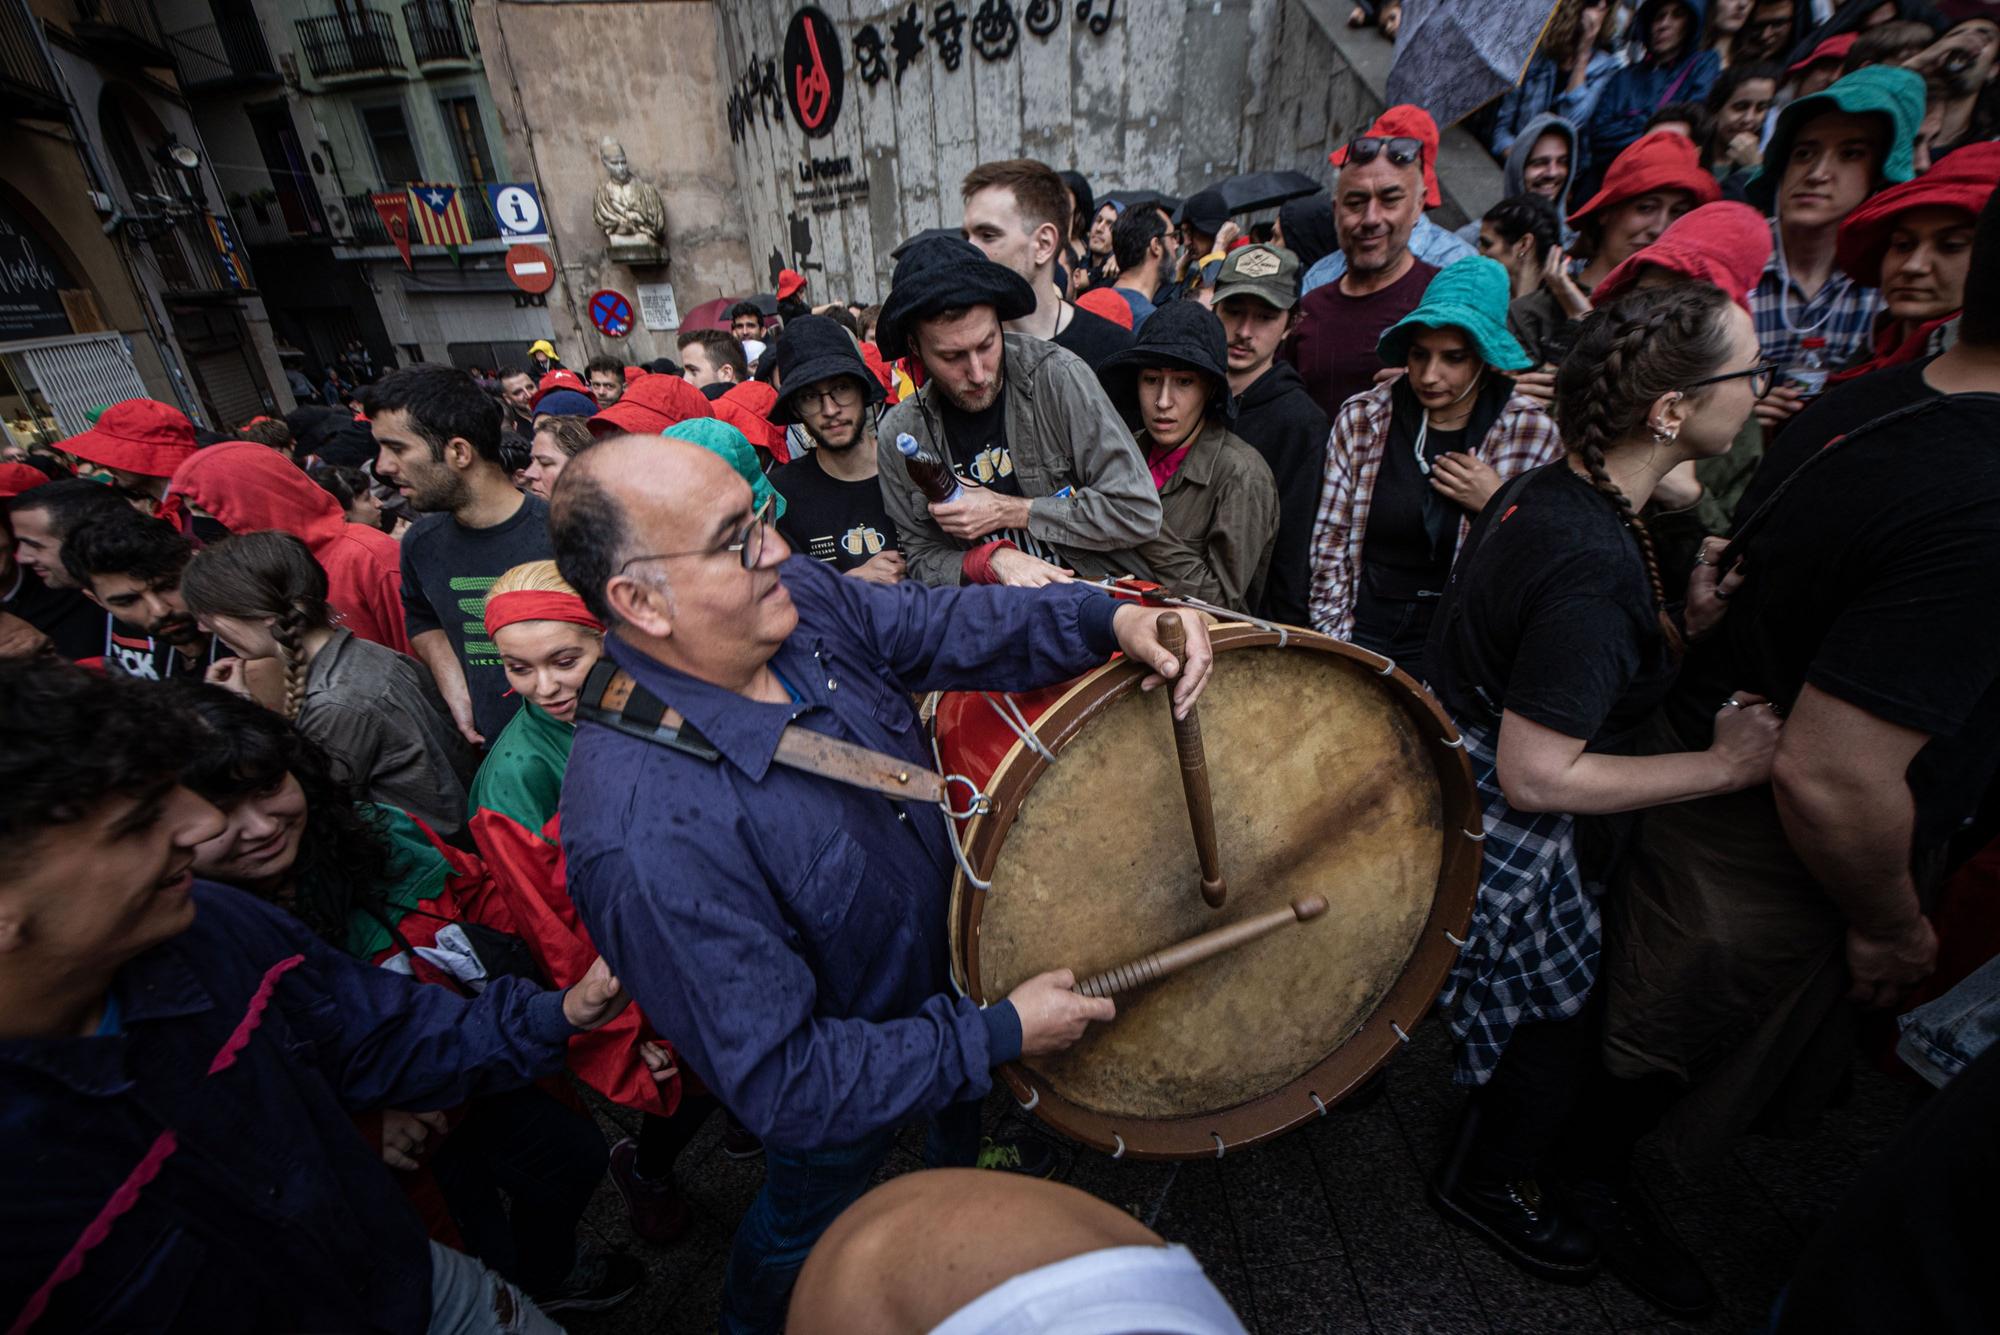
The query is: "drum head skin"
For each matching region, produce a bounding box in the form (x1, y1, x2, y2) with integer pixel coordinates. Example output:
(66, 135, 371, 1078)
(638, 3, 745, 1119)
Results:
(946, 627, 1478, 1160)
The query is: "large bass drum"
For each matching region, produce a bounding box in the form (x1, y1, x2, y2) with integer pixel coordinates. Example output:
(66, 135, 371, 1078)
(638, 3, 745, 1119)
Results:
(936, 622, 1480, 1160)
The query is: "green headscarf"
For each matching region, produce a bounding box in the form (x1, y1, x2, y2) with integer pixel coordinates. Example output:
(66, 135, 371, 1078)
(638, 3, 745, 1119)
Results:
(660, 418, 786, 518)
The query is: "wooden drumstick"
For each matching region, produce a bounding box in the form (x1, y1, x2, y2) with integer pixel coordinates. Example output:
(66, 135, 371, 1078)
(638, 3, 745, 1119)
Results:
(1075, 896, 1329, 999)
(1154, 612, 1227, 908)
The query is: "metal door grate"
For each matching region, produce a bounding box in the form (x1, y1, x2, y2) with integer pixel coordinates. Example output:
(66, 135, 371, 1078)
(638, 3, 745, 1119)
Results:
(6, 334, 150, 436)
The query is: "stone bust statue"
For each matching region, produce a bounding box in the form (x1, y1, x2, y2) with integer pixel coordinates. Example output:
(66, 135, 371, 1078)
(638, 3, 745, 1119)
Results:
(591, 136, 667, 250)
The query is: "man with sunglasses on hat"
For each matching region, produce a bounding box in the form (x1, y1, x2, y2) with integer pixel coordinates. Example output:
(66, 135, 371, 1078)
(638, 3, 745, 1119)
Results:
(549, 432, 1214, 1335)
(1289, 111, 1468, 420)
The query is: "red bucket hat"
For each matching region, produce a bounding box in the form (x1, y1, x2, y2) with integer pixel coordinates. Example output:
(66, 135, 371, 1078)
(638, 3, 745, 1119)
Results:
(1788, 32, 1857, 75)
(61, 399, 199, 478)
(712, 381, 789, 463)
(0, 462, 52, 499)
(587, 373, 714, 437)
(1836, 140, 2000, 284)
(1330, 105, 1442, 208)
(532, 368, 590, 408)
(1593, 201, 1774, 311)
(776, 269, 806, 300)
(1567, 129, 1721, 229)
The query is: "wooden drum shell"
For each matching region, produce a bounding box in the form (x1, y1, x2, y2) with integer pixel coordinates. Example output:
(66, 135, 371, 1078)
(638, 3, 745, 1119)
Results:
(937, 624, 1480, 1161)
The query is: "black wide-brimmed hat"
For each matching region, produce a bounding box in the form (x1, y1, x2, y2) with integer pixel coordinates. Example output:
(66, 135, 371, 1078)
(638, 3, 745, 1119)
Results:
(875, 234, 1036, 361)
(770, 315, 886, 425)
(1096, 300, 1237, 421)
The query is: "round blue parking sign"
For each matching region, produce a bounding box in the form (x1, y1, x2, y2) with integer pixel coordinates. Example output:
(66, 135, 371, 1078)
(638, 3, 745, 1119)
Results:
(589, 289, 634, 338)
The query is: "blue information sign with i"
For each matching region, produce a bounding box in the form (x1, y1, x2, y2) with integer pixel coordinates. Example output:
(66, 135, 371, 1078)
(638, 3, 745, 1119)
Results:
(485, 183, 548, 241)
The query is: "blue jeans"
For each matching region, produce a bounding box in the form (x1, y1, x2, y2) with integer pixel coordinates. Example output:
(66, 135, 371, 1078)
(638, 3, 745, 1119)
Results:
(718, 1098, 984, 1334)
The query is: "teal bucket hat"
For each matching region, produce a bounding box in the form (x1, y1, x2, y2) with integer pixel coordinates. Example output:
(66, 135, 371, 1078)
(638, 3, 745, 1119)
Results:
(1376, 257, 1532, 373)
(660, 418, 786, 519)
(1744, 65, 1924, 212)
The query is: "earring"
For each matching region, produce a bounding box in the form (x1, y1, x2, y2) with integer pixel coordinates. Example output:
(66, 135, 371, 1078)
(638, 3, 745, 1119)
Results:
(1650, 422, 1677, 444)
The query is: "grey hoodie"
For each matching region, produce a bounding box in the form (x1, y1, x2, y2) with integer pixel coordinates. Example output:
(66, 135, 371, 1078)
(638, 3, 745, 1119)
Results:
(1459, 112, 1580, 248)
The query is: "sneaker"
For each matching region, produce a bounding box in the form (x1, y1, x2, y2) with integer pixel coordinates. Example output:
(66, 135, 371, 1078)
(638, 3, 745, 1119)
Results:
(608, 1136, 691, 1247)
(1431, 1174, 1599, 1285)
(532, 1249, 643, 1314)
(720, 1114, 764, 1160)
(976, 1133, 1058, 1178)
(1567, 1178, 1715, 1318)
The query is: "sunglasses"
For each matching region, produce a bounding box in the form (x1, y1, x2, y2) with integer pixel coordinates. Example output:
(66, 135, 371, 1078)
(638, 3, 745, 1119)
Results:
(1344, 136, 1424, 168)
(618, 495, 777, 576)
(1685, 361, 1779, 399)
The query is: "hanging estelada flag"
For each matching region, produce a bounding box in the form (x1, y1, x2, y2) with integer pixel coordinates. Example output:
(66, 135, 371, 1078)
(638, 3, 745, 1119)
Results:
(406, 182, 472, 247)
(205, 214, 250, 288)
(371, 190, 414, 270)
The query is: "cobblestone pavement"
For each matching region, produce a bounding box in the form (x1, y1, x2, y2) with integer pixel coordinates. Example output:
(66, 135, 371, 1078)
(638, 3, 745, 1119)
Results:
(563, 1017, 1919, 1334)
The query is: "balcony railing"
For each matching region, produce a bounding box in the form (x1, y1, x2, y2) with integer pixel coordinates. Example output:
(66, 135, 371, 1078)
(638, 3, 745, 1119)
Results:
(294, 7, 403, 80)
(166, 13, 277, 91)
(400, 0, 469, 65)
(72, 0, 170, 65)
(343, 185, 499, 247)
(0, 0, 64, 120)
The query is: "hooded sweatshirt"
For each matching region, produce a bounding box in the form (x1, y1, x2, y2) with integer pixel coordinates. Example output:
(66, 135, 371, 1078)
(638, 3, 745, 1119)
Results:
(1581, 0, 1722, 185)
(1458, 113, 1582, 250)
(1231, 361, 1331, 627)
(168, 442, 411, 655)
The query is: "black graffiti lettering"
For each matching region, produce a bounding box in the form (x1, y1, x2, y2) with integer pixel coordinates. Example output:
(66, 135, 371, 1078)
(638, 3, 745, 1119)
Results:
(1024, 0, 1060, 37)
(971, 0, 1018, 59)
(1075, 0, 1116, 36)
(854, 23, 889, 86)
(931, 1, 966, 71)
(890, 3, 925, 83)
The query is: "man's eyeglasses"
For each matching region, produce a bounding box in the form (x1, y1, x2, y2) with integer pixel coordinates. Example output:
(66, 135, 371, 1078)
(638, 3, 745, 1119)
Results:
(618, 495, 777, 576)
(1685, 362, 1780, 399)
(796, 379, 861, 411)
(1344, 135, 1424, 169)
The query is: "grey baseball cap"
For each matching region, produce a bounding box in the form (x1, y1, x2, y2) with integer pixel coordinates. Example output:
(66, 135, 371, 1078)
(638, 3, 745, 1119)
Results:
(1212, 243, 1302, 310)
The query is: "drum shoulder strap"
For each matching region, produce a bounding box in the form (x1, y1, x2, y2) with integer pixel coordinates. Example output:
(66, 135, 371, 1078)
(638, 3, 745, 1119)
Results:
(575, 658, 722, 762)
(574, 659, 948, 805)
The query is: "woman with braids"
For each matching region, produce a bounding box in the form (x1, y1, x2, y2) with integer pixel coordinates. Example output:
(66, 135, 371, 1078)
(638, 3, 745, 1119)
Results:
(180, 529, 475, 835)
(467, 560, 728, 1246)
(1421, 282, 1782, 1302)
(169, 681, 649, 1313)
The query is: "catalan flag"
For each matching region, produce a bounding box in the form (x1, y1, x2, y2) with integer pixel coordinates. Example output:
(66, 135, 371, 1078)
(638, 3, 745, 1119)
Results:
(406, 182, 471, 246)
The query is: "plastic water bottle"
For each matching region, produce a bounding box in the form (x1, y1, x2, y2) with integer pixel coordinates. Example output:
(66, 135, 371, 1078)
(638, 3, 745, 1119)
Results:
(895, 432, 963, 504)
(1791, 337, 1828, 398)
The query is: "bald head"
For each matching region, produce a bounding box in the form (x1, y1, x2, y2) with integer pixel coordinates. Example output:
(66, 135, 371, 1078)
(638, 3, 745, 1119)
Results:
(552, 434, 742, 625)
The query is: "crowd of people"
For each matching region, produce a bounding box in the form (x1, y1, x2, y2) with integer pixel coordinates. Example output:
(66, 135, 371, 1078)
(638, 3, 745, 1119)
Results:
(4, 0, 2000, 1328)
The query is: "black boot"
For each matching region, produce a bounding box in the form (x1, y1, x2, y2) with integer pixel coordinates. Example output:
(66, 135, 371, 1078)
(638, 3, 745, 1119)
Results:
(1565, 1178, 1715, 1318)
(1431, 1104, 1599, 1284)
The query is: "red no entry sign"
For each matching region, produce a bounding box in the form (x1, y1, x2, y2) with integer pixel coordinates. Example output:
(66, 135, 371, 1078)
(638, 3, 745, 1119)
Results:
(589, 288, 635, 338)
(505, 244, 555, 295)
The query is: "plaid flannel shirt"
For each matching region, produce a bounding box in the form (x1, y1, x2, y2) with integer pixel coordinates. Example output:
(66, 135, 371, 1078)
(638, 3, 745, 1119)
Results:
(1307, 383, 1565, 641)
(1440, 719, 1602, 1086)
(1751, 233, 1884, 377)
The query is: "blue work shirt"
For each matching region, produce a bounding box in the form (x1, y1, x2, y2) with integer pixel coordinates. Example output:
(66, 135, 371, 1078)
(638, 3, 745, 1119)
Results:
(561, 555, 1122, 1152)
(0, 883, 577, 1332)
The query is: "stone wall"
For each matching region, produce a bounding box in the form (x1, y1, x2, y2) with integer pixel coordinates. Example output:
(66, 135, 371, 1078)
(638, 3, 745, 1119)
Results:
(473, 0, 756, 365)
(714, 0, 1505, 305)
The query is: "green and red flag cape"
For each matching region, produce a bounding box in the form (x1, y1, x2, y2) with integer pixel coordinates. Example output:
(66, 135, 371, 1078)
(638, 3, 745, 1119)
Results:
(468, 700, 680, 1116)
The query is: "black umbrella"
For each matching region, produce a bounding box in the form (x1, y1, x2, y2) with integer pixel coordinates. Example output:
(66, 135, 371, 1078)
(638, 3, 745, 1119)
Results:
(746, 291, 778, 316)
(1385, 0, 1560, 130)
(1103, 189, 1182, 216)
(1209, 170, 1323, 216)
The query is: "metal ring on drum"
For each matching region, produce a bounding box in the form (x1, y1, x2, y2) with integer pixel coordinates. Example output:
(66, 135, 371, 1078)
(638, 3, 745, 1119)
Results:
(934, 622, 1480, 1161)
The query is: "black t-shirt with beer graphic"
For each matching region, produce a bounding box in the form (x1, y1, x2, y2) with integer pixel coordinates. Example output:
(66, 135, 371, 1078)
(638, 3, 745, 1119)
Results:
(771, 453, 901, 573)
(935, 391, 1056, 561)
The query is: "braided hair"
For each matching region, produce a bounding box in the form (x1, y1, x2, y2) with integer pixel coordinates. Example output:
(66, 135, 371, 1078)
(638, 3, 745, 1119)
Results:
(1554, 282, 1734, 653)
(179, 530, 335, 720)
